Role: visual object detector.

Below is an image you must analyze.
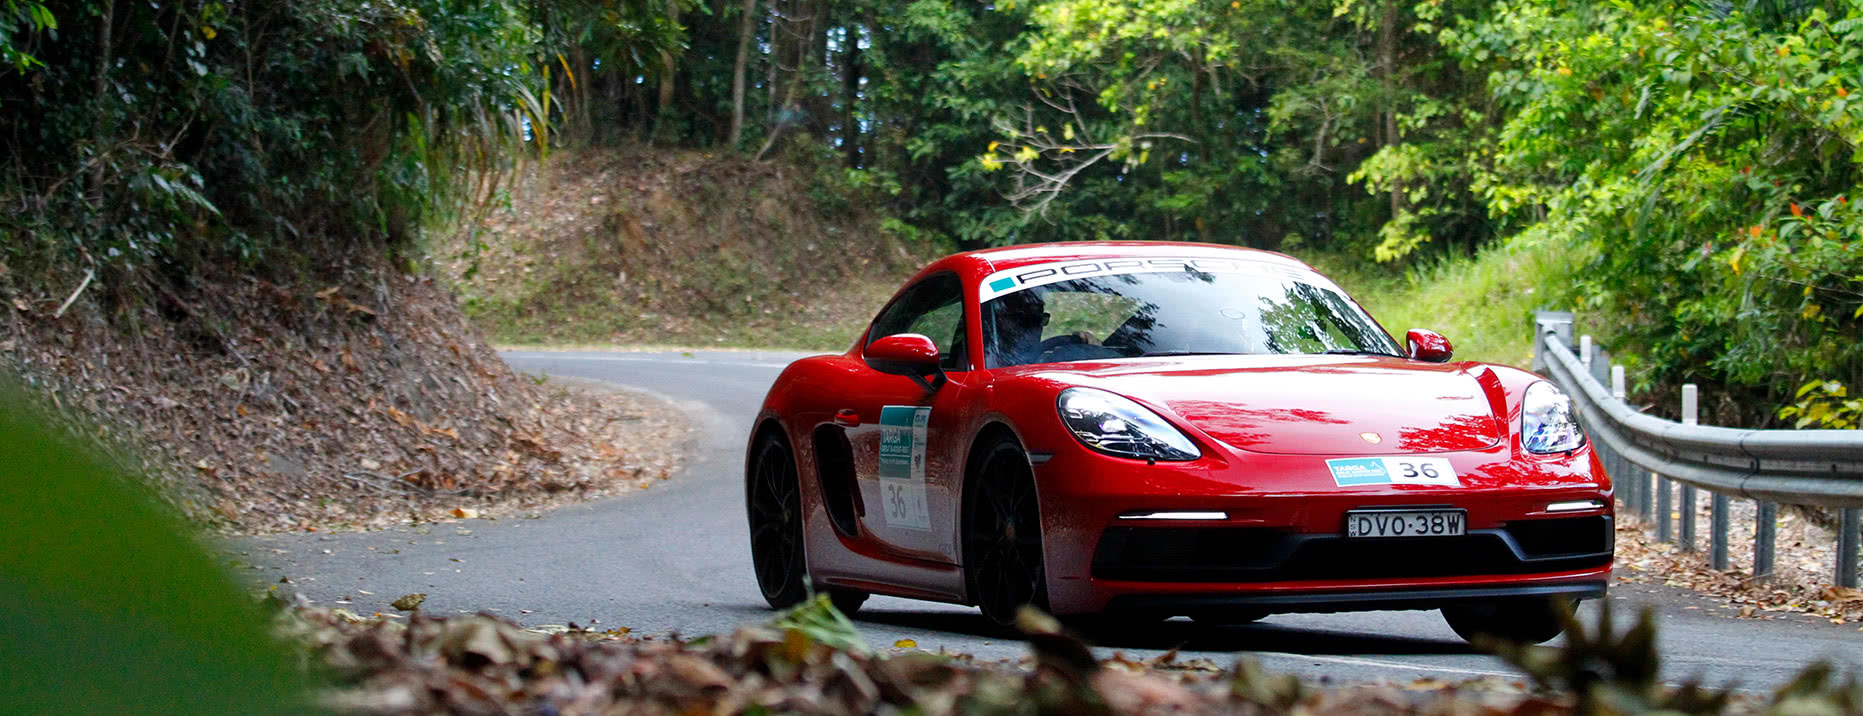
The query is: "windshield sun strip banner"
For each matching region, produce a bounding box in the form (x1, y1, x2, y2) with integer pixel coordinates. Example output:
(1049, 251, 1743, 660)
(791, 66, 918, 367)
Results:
(977, 257, 1340, 302)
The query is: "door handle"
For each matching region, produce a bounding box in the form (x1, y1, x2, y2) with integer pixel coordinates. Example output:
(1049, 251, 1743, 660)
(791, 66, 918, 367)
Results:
(833, 409, 861, 427)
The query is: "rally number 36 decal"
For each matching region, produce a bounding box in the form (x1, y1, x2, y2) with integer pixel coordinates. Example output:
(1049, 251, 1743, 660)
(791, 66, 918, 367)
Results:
(878, 406, 933, 530)
(1325, 456, 1460, 487)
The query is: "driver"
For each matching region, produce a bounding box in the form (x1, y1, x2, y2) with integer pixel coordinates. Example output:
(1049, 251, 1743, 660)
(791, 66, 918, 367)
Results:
(989, 288, 1098, 367)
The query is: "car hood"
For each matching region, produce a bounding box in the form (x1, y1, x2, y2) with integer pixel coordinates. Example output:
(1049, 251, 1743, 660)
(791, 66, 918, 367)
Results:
(1020, 355, 1506, 455)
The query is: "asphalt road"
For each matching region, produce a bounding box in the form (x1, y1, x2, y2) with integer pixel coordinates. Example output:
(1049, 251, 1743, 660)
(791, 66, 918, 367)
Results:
(231, 349, 1862, 690)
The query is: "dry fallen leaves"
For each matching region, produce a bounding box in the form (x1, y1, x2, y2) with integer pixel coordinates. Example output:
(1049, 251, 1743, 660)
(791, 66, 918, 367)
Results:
(1613, 509, 1863, 624)
(271, 599, 1857, 716)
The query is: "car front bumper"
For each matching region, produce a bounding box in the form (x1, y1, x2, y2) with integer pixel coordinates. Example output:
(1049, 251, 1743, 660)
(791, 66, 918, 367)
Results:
(1030, 444, 1614, 615)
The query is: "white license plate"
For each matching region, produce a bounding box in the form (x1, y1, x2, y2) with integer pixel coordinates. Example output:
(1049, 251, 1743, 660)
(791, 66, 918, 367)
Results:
(1345, 509, 1466, 538)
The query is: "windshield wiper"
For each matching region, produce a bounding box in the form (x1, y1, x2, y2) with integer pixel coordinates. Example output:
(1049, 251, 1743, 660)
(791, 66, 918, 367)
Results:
(1320, 348, 1399, 357)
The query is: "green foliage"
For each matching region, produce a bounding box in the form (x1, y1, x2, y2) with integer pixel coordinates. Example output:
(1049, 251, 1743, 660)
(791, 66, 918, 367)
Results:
(0, 0, 549, 279)
(769, 593, 868, 655)
(1779, 379, 1862, 428)
(1308, 230, 1582, 369)
(0, 0, 54, 71)
(0, 383, 306, 713)
(1462, 0, 1863, 422)
(989, 0, 1502, 255)
(5, 0, 1857, 423)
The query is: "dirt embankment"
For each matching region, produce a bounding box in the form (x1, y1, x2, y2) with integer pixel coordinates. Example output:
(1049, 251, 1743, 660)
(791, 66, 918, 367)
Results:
(0, 253, 686, 533)
(440, 148, 935, 350)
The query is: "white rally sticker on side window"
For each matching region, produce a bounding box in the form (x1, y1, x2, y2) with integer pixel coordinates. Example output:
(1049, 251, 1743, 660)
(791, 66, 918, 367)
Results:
(878, 406, 933, 530)
(1325, 456, 1460, 487)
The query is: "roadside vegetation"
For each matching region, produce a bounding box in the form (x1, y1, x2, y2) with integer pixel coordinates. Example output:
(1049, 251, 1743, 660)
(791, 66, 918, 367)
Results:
(0, 1, 697, 530)
(7, 0, 1860, 431)
(1308, 236, 1587, 370)
(440, 148, 930, 350)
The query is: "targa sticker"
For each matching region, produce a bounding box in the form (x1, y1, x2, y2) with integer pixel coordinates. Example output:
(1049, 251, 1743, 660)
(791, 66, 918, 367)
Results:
(878, 406, 933, 530)
(1326, 457, 1460, 487)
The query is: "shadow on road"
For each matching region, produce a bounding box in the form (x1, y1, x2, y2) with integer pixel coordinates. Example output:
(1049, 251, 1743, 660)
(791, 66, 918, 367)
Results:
(847, 608, 1478, 656)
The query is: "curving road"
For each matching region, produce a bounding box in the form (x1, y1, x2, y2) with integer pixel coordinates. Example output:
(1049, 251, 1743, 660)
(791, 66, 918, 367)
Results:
(233, 350, 1862, 690)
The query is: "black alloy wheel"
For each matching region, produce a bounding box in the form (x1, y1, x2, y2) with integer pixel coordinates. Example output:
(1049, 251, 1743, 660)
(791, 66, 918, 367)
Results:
(1441, 597, 1574, 645)
(964, 437, 1048, 627)
(748, 432, 808, 609)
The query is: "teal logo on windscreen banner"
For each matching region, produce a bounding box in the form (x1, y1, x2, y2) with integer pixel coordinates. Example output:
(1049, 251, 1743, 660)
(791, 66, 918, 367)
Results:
(1327, 457, 1391, 486)
(988, 277, 1016, 293)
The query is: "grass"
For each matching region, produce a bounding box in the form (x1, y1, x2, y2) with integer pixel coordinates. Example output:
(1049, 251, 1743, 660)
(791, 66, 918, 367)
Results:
(1300, 235, 1587, 370)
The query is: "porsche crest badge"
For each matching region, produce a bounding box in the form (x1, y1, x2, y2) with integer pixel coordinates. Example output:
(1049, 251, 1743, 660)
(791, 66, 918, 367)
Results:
(1359, 432, 1383, 444)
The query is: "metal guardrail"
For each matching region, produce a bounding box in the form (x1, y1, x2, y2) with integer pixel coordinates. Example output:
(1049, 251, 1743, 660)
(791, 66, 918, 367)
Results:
(1532, 311, 1863, 587)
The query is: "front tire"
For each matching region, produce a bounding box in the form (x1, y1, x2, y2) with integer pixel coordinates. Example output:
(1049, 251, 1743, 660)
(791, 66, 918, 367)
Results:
(1441, 598, 1573, 645)
(828, 588, 868, 616)
(963, 437, 1048, 628)
(748, 431, 808, 610)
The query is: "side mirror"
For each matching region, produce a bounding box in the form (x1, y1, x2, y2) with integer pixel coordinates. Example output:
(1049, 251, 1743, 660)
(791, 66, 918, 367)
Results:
(865, 334, 945, 390)
(1406, 329, 1454, 363)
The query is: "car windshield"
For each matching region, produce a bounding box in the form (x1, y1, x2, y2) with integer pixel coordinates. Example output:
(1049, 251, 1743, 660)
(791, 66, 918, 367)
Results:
(981, 267, 1402, 368)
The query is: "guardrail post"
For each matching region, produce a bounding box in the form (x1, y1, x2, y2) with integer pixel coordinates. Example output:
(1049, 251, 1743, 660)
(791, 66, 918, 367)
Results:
(1611, 364, 1651, 521)
(1679, 384, 1698, 553)
(1840, 508, 1860, 588)
(1657, 476, 1673, 543)
(1711, 493, 1731, 570)
(1532, 311, 1573, 374)
(1678, 485, 1697, 551)
(1754, 502, 1776, 579)
(1586, 342, 1627, 515)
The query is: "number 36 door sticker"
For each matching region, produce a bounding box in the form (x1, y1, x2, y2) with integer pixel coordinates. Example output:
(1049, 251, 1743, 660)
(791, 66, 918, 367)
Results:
(878, 406, 933, 530)
(1325, 456, 1460, 487)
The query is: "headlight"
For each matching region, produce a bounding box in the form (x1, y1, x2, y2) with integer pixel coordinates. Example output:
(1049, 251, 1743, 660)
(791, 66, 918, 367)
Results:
(1057, 388, 1200, 461)
(1521, 381, 1585, 454)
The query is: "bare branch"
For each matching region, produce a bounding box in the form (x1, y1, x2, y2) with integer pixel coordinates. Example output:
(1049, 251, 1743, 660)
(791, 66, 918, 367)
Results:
(985, 103, 1193, 216)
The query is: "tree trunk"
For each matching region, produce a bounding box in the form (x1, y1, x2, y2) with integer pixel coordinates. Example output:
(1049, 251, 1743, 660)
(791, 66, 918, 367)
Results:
(728, 0, 758, 148)
(841, 23, 861, 167)
(1379, 0, 1401, 219)
(805, 0, 826, 138)
(765, 0, 783, 126)
(653, 0, 683, 143)
(571, 45, 592, 145)
(754, 53, 806, 161)
(90, 0, 117, 207)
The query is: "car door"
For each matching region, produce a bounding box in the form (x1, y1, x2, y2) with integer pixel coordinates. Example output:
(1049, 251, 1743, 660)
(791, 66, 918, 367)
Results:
(840, 272, 974, 563)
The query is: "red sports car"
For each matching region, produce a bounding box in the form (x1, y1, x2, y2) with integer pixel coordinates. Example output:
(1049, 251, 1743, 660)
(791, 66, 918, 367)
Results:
(746, 242, 1611, 643)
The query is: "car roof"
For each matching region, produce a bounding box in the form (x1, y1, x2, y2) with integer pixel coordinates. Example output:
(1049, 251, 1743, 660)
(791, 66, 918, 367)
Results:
(946, 241, 1315, 276)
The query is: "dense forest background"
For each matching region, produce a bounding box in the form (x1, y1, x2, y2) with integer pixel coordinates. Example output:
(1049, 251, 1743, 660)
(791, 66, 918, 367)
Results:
(1, 0, 1860, 425)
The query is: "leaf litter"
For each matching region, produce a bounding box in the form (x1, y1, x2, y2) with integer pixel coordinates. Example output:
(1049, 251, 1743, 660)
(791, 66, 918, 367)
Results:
(1613, 501, 1863, 625)
(274, 596, 1862, 716)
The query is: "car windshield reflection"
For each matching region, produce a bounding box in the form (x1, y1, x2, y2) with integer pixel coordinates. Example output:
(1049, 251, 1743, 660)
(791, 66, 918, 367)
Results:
(982, 267, 1402, 369)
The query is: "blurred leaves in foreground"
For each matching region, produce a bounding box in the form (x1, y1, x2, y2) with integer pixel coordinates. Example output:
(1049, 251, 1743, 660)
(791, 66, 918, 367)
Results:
(274, 592, 1863, 716)
(0, 383, 306, 714)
